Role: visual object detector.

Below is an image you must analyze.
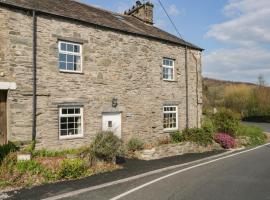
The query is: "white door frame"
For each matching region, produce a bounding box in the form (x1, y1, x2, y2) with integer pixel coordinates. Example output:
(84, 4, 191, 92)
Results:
(102, 112, 122, 138)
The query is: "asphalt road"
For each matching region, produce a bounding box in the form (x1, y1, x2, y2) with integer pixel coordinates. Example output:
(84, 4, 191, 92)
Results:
(61, 144, 270, 200)
(242, 122, 270, 133)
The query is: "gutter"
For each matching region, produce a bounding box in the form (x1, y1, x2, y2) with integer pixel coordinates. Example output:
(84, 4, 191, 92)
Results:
(185, 46, 189, 129)
(32, 10, 37, 141)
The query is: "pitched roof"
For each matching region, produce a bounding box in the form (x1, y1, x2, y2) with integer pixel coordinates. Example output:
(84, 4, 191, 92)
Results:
(1, 0, 203, 51)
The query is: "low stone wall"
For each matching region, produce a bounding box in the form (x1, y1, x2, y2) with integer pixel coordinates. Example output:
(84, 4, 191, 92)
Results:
(136, 142, 222, 160)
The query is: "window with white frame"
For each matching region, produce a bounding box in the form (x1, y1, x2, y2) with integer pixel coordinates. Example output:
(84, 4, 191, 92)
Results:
(59, 107, 83, 139)
(163, 106, 178, 130)
(58, 41, 82, 72)
(162, 58, 175, 80)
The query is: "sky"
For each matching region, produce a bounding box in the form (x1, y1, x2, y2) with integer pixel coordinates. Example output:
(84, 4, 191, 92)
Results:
(79, 0, 270, 84)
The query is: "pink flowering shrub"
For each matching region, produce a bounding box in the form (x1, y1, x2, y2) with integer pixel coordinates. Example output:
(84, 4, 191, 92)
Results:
(214, 133, 236, 149)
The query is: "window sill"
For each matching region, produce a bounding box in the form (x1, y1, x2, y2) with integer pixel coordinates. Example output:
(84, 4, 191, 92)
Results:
(163, 79, 177, 83)
(163, 129, 179, 133)
(59, 135, 84, 140)
(59, 70, 84, 75)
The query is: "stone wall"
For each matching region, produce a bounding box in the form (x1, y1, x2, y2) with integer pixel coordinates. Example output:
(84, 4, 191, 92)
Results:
(137, 142, 222, 160)
(0, 6, 203, 150)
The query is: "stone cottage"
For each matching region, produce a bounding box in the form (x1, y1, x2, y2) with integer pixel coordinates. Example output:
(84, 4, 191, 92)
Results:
(0, 0, 203, 149)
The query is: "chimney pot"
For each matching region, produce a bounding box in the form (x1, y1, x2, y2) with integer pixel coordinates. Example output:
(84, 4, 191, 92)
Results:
(124, 1, 154, 25)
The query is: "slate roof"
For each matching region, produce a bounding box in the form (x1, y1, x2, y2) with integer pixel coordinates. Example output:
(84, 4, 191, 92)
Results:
(0, 0, 203, 51)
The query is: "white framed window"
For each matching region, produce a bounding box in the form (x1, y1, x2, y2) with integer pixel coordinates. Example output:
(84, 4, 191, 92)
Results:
(163, 106, 178, 131)
(59, 107, 83, 139)
(58, 41, 82, 73)
(163, 58, 175, 81)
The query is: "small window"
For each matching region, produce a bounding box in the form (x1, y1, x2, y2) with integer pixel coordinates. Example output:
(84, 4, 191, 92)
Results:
(58, 41, 82, 73)
(163, 106, 178, 131)
(163, 58, 175, 81)
(59, 107, 83, 139)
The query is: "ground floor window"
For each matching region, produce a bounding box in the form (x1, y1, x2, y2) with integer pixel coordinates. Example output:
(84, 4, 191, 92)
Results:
(59, 107, 83, 139)
(163, 106, 178, 131)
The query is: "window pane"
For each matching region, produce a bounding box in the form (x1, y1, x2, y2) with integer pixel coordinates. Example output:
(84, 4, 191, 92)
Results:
(61, 123, 67, 129)
(60, 43, 66, 51)
(68, 123, 75, 129)
(75, 108, 80, 114)
(67, 44, 73, 52)
(67, 55, 73, 63)
(68, 129, 75, 135)
(74, 45, 80, 53)
(59, 62, 66, 70)
(60, 129, 67, 136)
(61, 117, 67, 123)
(68, 116, 75, 122)
(67, 63, 74, 70)
(59, 53, 66, 62)
(68, 109, 75, 114)
(74, 55, 80, 63)
(62, 109, 67, 114)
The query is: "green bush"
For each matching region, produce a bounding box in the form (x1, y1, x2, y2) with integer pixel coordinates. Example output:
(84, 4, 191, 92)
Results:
(16, 160, 44, 175)
(237, 125, 267, 146)
(182, 128, 213, 146)
(0, 152, 17, 175)
(202, 117, 216, 135)
(58, 159, 86, 179)
(127, 138, 144, 152)
(170, 131, 183, 143)
(0, 142, 19, 164)
(211, 109, 240, 137)
(90, 132, 122, 162)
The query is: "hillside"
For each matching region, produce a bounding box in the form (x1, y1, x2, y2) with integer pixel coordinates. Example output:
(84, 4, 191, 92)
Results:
(202, 77, 270, 120)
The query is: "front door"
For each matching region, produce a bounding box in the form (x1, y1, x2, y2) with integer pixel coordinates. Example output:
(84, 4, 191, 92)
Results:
(0, 90, 7, 145)
(102, 113, 121, 138)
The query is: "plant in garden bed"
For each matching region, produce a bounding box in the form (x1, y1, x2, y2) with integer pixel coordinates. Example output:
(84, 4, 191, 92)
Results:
(0, 142, 19, 164)
(211, 108, 240, 137)
(127, 138, 144, 152)
(214, 133, 236, 149)
(90, 131, 122, 163)
(236, 125, 267, 147)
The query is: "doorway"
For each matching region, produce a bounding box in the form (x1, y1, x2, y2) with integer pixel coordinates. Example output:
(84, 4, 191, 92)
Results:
(0, 90, 7, 145)
(102, 112, 121, 138)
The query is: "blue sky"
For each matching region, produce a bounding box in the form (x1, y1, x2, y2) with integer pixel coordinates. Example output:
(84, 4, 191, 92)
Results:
(80, 0, 270, 84)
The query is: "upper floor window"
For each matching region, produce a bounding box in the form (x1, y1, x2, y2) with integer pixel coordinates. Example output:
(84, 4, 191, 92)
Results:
(58, 41, 82, 73)
(59, 106, 83, 139)
(163, 106, 178, 131)
(163, 58, 175, 81)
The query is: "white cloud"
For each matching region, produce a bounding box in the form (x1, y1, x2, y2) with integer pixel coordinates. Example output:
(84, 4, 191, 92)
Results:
(203, 47, 270, 83)
(205, 0, 270, 84)
(167, 4, 183, 16)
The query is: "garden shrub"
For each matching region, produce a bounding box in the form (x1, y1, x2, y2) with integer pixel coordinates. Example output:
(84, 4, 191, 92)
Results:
(182, 128, 213, 146)
(214, 133, 236, 149)
(127, 138, 144, 152)
(0, 142, 19, 164)
(170, 131, 183, 143)
(57, 159, 86, 179)
(237, 125, 267, 146)
(212, 109, 240, 137)
(16, 160, 44, 175)
(0, 152, 17, 175)
(90, 132, 122, 162)
(202, 117, 216, 136)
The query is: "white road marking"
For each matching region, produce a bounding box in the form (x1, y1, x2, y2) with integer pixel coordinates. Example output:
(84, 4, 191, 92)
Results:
(43, 150, 233, 200)
(43, 143, 269, 200)
(110, 143, 270, 200)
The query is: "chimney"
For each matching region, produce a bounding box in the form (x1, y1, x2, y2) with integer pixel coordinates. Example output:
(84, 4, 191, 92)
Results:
(124, 1, 154, 25)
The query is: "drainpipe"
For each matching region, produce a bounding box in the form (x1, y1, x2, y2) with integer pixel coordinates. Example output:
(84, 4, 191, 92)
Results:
(32, 10, 37, 141)
(185, 45, 189, 129)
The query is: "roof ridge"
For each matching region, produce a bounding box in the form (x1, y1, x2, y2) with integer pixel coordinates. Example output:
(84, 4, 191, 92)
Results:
(70, 0, 128, 17)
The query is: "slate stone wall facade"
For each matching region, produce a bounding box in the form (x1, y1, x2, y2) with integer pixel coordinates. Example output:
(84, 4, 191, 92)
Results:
(0, 6, 202, 150)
